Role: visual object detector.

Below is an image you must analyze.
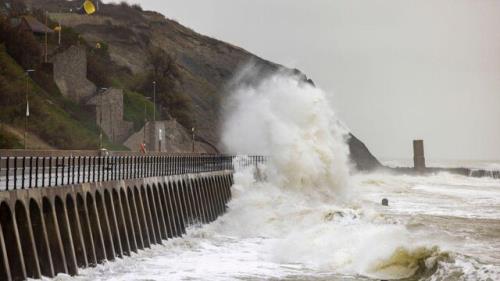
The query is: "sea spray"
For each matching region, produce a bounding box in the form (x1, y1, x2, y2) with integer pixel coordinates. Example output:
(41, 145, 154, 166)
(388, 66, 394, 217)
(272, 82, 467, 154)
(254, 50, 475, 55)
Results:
(222, 66, 351, 199)
(219, 68, 440, 279)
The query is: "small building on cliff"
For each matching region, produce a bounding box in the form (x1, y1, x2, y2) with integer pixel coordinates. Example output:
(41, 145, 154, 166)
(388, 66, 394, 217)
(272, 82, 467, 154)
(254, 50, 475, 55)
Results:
(50, 45, 96, 102)
(87, 88, 133, 143)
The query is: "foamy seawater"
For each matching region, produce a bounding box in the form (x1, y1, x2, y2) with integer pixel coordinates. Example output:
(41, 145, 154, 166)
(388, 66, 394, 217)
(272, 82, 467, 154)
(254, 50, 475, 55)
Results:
(47, 166, 500, 281)
(47, 70, 500, 281)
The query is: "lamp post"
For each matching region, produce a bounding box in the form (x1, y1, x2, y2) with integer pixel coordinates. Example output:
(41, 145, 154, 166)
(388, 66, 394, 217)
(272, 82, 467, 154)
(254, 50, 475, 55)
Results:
(191, 127, 195, 153)
(24, 69, 35, 150)
(143, 96, 152, 150)
(152, 81, 156, 123)
(98, 87, 107, 150)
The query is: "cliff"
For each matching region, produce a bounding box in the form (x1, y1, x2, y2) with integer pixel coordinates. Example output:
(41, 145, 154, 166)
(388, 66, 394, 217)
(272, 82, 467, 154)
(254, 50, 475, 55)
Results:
(2, 0, 382, 171)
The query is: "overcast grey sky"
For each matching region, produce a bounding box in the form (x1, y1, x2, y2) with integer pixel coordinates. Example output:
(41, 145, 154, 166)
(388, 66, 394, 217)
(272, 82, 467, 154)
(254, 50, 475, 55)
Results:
(110, 0, 500, 161)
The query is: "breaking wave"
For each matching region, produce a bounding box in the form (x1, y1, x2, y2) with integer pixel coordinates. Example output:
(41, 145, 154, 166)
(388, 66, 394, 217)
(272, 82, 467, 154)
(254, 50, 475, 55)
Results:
(219, 68, 445, 279)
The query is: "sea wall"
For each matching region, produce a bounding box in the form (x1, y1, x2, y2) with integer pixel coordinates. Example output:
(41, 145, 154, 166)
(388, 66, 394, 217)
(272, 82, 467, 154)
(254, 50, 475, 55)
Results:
(0, 171, 233, 280)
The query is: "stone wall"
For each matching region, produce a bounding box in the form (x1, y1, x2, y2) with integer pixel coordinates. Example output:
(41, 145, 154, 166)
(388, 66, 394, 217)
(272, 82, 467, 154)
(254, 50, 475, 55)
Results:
(87, 88, 132, 143)
(124, 120, 213, 153)
(51, 45, 96, 102)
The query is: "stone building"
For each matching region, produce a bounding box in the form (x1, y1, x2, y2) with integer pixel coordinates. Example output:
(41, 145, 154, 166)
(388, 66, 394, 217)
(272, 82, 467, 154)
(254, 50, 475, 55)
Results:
(87, 88, 132, 143)
(51, 45, 96, 102)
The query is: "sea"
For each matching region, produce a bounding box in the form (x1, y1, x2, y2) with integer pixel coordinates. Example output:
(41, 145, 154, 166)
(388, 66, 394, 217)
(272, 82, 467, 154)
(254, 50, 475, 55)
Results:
(45, 159, 500, 281)
(45, 69, 500, 281)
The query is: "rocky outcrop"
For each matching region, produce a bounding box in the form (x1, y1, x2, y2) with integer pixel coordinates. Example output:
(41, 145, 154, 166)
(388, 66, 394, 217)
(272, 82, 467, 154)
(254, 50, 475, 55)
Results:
(51, 45, 96, 102)
(29, 0, 383, 170)
(347, 133, 382, 171)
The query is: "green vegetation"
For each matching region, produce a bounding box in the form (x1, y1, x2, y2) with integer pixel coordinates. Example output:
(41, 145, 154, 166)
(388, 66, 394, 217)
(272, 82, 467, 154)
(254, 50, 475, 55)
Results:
(123, 90, 155, 131)
(0, 5, 193, 150)
(134, 47, 193, 128)
(0, 125, 22, 149)
(0, 44, 124, 150)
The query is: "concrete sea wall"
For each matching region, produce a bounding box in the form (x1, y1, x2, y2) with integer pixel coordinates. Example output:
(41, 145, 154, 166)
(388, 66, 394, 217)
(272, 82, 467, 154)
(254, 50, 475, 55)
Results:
(0, 171, 233, 280)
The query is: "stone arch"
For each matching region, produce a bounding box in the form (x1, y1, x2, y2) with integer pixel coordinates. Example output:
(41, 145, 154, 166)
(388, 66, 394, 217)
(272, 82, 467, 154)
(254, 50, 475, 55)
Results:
(54, 196, 77, 276)
(86, 193, 106, 263)
(42, 197, 66, 274)
(217, 176, 229, 208)
(174, 180, 188, 227)
(171, 180, 186, 234)
(0, 201, 25, 280)
(14, 200, 40, 279)
(157, 183, 174, 239)
(208, 177, 220, 220)
(134, 186, 150, 248)
(66, 194, 87, 268)
(196, 178, 209, 223)
(224, 174, 233, 200)
(197, 178, 211, 222)
(125, 188, 142, 251)
(209, 177, 222, 216)
(29, 199, 53, 277)
(76, 193, 96, 266)
(104, 189, 122, 258)
(113, 189, 131, 255)
(0, 217, 10, 281)
(200, 177, 215, 222)
(180, 179, 194, 225)
(163, 181, 180, 237)
(141, 185, 157, 244)
(94, 191, 114, 261)
(146, 185, 162, 243)
(152, 184, 168, 240)
(189, 178, 202, 223)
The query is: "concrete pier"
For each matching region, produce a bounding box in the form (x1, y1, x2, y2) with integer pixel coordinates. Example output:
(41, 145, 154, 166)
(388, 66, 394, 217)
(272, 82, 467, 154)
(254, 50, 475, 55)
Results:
(413, 140, 426, 171)
(0, 170, 234, 280)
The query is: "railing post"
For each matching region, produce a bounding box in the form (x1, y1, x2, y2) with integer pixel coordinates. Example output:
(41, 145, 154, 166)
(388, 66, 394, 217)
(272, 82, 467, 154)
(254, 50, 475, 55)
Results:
(48, 157, 52, 187)
(118, 156, 121, 180)
(91, 156, 94, 183)
(82, 156, 86, 183)
(87, 156, 92, 182)
(13, 157, 17, 190)
(21, 156, 25, 189)
(71, 156, 75, 185)
(102, 156, 105, 181)
(132, 156, 136, 179)
(62, 156, 66, 185)
(97, 156, 102, 182)
(107, 155, 110, 181)
(141, 156, 145, 178)
(130, 156, 133, 179)
(153, 156, 157, 177)
(77, 156, 80, 184)
(66, 157, 70, 185)
(5, 157, 9, 191)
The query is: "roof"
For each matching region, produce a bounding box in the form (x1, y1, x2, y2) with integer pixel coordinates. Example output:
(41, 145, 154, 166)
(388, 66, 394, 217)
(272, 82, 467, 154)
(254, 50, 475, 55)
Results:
(21, 15, 54, 34)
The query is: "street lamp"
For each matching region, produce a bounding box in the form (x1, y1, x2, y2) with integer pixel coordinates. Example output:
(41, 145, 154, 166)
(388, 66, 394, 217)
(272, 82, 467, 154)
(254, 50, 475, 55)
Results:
(98, 87, 107, 150)
(191, 127, 195, 153)
(24, 69, 35, 150)
(144, 96, 152, 150)
(152, 81, 156, 123)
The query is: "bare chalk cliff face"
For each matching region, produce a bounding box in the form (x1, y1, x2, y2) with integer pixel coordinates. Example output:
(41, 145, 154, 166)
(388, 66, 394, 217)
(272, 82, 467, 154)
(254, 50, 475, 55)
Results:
(28, 0, 381, 171)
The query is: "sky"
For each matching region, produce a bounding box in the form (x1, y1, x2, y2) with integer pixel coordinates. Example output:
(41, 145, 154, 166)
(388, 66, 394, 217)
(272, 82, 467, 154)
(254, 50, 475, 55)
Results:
(107, 0, 500, 161)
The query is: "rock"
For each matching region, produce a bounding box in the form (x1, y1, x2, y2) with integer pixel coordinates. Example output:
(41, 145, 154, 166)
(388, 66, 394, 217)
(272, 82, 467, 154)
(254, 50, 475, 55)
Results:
(382, 198, 389, 206)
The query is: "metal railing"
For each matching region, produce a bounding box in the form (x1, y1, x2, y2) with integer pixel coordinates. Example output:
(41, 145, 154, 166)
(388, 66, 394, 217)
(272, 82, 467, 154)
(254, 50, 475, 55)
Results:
(0, 155, 266, 191)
